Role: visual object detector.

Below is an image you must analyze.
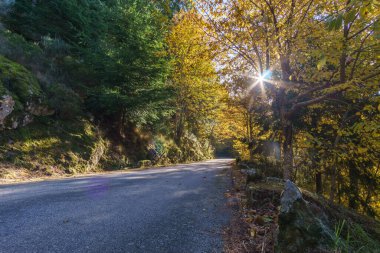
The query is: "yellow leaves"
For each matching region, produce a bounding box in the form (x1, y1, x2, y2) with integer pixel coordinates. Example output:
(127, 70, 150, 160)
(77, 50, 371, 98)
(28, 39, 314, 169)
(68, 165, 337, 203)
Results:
(250, 228, 257, 237)
(358, 147, 368, 154)
(359, 6, 370, 18)
(317, 55, 327, 71)
(363, 105, 376, 112)
(168, 10, 230, 140)
(233, 139, 250, 160)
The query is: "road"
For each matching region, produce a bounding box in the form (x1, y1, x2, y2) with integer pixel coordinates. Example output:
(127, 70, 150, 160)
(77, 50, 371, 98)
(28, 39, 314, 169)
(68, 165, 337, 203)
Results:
(0, 159, 233, 253)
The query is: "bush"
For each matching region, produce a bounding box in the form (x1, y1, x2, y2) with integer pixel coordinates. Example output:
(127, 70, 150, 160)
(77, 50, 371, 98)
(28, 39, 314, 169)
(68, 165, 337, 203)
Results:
(180, 133, 214, 161)
(137, 160, 152, 168)
(0, 30, 48, 74)
(148, 135, 182, 164)
(167, 145, 182, 163)
(43, 83, 82, 119)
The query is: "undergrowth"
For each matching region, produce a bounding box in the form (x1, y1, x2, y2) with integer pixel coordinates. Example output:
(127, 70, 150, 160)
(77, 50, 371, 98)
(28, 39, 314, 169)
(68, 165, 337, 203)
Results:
(0, 117, 106, 176)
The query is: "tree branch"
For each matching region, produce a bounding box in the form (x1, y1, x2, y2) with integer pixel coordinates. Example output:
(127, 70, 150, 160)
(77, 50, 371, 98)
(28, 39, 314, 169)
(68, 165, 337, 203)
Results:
(348, 21, 375, 40)
(288, 92, 338, 115)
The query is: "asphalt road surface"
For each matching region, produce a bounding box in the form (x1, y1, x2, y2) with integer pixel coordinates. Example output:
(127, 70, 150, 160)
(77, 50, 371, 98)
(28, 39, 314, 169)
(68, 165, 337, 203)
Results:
(0, 159, 233, 253)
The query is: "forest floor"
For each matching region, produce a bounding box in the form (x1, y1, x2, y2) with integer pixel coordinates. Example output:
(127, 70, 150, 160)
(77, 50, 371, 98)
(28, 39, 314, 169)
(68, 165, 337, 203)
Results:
(223, 164, 380, 253)
(223, 164, 278, 253)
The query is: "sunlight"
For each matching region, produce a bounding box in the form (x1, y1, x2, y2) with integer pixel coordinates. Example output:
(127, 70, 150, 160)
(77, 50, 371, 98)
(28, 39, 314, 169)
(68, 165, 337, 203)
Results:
(249, 70, 272, 96)
(257, 74, 265, 83)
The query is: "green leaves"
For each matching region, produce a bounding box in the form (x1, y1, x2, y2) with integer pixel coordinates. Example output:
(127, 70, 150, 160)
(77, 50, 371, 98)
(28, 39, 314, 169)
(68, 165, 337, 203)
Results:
(344, 10, 357, 23)
(327, 14, 343, 31)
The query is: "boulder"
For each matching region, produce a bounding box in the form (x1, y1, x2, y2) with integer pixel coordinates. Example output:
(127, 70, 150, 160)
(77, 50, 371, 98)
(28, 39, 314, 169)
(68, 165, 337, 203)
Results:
(280, 180, 303, 213)
(276, 180, 334, 253)
(0, 56, 52, 130)
(246, 168, 263, 182)
(26, 102, 54, 116)
(0, 95, 15, 126)
(239, 162, 263, 182)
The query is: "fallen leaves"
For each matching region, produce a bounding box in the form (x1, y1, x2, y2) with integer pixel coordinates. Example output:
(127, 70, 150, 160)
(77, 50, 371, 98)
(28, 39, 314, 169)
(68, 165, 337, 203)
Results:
(223, 165, 280, 253)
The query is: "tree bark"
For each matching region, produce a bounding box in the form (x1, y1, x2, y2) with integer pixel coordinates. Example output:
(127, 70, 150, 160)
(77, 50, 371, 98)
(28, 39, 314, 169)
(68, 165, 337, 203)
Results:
(118, 109, 126, 138)
(348, 162, 359, 210)
(316, 172, 323, 194)
(279, 54, 294, 180)
(329, 110, 349, 202)
(282, 120, 294, 180)
(175, 107, 185, 145)
(330, 137, 341, 202)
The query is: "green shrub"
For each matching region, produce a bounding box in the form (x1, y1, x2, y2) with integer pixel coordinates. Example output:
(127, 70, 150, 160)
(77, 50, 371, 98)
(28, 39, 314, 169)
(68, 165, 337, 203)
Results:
(0, 30, 45, 64)
(167, 144, 182, 163)
(137, 160, 152, 168)
(43, 83, 82, 119)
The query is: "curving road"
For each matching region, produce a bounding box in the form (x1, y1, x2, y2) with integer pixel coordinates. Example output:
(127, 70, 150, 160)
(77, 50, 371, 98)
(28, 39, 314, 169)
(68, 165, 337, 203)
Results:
(0, 159, 233, 253)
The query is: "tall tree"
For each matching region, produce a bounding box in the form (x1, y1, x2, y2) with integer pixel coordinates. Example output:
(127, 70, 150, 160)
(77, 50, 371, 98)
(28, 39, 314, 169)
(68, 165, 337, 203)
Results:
(167, 10, 227, 145)
(196, 0, 379, 180)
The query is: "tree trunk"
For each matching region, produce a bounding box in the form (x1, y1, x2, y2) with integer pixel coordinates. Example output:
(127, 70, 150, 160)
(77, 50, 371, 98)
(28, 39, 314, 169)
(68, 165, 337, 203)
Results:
(329, 110, 349, 202)
(175, 107, 185, 145)
(348, 162, 359, 210)
(282, 121, 294, 180)
(118, 110, 126, 138)
(279, 54, 294, 180)
(316, 172, 323, 194)
(330, 153, 338, 202)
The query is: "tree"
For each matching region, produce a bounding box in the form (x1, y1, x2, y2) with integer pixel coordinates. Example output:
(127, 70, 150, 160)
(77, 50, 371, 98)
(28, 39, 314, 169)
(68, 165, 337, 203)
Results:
(167, 10, 228, 146)
(196, 0, 379, 181)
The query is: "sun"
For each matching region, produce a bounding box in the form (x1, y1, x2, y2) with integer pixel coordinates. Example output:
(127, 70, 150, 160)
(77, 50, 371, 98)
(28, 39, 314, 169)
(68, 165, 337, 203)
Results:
(249, 70, 271, 89)
(247, 70, 273, 99)
(257, 74, 265, 83)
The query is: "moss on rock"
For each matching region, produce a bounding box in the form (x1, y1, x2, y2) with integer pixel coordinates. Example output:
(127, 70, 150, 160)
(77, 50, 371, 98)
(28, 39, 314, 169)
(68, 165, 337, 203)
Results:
(0, 55, 42, 106)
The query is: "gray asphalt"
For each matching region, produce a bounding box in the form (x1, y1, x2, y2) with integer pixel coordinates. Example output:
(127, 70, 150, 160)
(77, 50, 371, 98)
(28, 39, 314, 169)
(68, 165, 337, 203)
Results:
(0, 159, 233, 253)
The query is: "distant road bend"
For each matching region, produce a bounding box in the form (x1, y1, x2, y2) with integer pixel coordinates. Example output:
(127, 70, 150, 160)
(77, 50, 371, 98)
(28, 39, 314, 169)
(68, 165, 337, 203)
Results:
(0, 159, 233, 253)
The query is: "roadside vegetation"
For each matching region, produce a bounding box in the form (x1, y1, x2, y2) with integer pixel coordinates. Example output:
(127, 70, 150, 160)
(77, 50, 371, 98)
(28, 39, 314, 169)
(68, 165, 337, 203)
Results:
(0, 0, 225, 180)
(0, 0, 379, 251)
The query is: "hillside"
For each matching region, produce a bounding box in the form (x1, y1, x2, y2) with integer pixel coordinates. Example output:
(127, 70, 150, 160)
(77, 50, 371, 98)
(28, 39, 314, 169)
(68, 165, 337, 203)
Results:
(0, 1, 221, 181)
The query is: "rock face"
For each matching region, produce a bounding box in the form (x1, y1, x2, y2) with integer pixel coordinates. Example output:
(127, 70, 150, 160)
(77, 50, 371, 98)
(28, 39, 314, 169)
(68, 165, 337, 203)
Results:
(0, 56, 54, 130)
(0, 95, 14, 126)
(280, 180, 303, 213)
(26, 102, 54, 116)
(276, 180, 334, 253)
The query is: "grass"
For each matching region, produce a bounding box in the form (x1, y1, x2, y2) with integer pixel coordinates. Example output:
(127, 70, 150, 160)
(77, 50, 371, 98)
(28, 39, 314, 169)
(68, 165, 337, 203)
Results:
(0, 117, 104, 176)
(333, 219, 380, 253)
